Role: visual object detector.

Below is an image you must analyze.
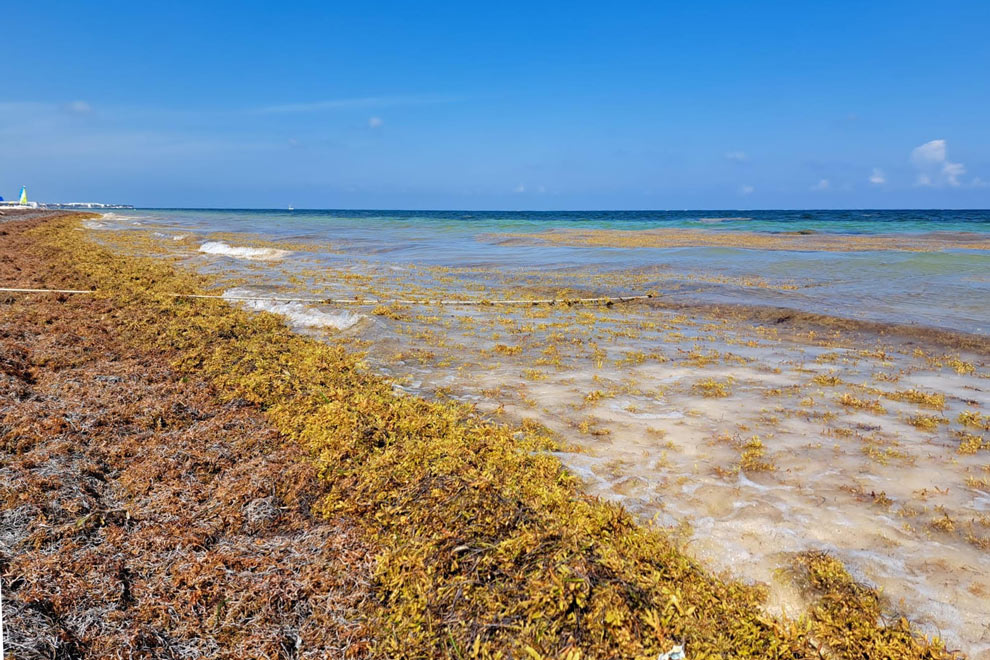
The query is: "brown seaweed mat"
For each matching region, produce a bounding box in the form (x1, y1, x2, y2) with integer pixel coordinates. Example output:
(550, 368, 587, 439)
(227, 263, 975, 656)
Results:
(1, 215, 371, 659)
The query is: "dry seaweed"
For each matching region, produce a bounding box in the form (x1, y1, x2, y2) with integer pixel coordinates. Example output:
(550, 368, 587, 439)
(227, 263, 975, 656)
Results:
(1, 215, 371, 659)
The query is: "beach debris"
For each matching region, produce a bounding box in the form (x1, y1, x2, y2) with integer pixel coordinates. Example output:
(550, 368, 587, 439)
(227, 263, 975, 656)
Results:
(658, 644, 686, 660)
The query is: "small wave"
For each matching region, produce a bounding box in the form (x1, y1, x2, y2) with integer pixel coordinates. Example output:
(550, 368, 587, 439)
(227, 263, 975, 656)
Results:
(697, 217, 753, 224)
(173, 234, 190, 241)
(222, 288, 361, 330)
(82, 220, 108, 230)
(199, 241, 291, 261)
(102, 212, 149, 221)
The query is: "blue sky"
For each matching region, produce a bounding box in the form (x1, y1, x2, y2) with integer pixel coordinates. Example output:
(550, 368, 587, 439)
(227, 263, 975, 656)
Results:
(2, 1, 988, 209)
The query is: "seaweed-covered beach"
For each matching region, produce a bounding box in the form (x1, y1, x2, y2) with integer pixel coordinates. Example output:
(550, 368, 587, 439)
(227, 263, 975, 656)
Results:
(2, 210, 984, 658)
(1, 212, 372, 657)
(84, 208, 990, 654)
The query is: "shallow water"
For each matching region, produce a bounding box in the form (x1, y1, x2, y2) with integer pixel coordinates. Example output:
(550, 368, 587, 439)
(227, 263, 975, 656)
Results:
(94, 208, 990, 334)
(90, 209, 990, 655)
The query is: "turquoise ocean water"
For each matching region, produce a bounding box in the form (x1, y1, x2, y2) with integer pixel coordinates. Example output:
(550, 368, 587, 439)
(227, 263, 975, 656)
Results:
(106, 209, 990, 335)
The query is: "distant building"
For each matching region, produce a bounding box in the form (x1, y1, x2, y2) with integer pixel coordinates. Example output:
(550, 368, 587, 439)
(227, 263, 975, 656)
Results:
(1, 186, 133, 209)
(45, 202, 135, 209)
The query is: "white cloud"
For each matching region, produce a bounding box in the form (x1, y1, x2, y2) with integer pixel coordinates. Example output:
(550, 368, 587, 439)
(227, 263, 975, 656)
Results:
(811, 178, 830, 191)
(725, 151, 748, 163)
(910, 139, 946, 166)
(512, 183, 545, 193)
(942, 161, 965, 186)
(368, 116, 383, 128)
(910, 139, 966, 187)
(869, 168, 886, 185)
(738, 184, 754, 195)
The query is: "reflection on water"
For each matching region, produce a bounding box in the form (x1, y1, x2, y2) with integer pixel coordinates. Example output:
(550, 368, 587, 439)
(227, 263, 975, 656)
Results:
(91, 209, 990, 656)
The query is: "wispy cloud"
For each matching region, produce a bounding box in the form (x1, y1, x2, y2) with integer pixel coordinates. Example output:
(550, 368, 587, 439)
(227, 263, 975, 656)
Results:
(0, 100, 275, 162)
(0, 101, 50, 113)
(811, 178, 830, 191)
(738, 184, 754, 195)
(725, 151, 748, 163)
(62, 100, 92, 114)
(368, 116, 383, 129)
(910, 139, 966, 187)
(253, 93, 458, 115)
(869, 168, 885, 185)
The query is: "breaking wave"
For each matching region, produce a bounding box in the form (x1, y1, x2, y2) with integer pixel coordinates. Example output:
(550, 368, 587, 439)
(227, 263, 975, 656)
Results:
(199, 241, 291, 261)
(222, 288, 361, 330)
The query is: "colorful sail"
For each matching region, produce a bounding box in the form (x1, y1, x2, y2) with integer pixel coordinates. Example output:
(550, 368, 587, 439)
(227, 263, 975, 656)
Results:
(18, 186, 27, 205)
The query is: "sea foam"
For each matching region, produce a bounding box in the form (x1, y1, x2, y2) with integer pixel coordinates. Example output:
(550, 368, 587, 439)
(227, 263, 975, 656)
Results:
(222, 288, 361, 330)
(199, 241, 291, 261)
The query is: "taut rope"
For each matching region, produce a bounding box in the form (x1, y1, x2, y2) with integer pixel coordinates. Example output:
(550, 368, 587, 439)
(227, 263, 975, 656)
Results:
(0, 287, 653, 306)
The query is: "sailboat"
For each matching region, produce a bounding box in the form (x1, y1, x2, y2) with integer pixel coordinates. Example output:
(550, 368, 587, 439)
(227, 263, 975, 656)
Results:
(288, 204, 294, 211)
(1, 186, 36, 208)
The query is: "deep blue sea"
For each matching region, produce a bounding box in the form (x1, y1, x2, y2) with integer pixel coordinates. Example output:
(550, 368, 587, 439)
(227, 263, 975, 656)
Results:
(141, 207, 990, 234)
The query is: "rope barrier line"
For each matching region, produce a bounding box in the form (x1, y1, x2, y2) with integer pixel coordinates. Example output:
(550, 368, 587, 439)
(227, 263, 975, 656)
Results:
(1, 286, 653, 306)
(177, 293, 654, 305)
(0, 287, 96, 294)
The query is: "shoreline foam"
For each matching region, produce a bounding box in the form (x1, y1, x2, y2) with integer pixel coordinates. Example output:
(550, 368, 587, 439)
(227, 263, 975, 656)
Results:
(222, 287, 362, 330)
(199, 240, 292, 260)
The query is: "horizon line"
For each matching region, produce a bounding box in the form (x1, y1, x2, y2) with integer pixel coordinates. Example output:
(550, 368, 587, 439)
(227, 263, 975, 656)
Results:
(131, 206, 990, 213)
